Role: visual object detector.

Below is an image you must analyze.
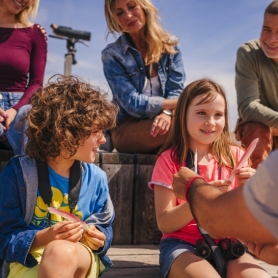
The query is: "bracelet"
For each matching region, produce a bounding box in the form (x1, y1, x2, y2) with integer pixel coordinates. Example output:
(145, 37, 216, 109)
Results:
(185, 175, 207, 202)
(162, 109, 172, 116)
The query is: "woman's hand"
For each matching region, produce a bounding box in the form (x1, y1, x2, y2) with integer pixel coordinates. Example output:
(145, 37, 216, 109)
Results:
(49, 221, 84, 243)
(234, 166, 256, 186)
(4, 108, 17, 130)
(150, 113, 171, 137)
(80, 224, 106, 251)
(0, 108, 8, 133)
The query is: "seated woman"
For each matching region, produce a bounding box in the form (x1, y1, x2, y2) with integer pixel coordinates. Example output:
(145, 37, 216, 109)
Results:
(102, 0, 185, 153)
(0, 0, 47, 150)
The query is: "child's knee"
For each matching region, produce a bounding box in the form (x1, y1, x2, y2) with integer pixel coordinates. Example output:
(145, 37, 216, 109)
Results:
(43, 240, 78, 262)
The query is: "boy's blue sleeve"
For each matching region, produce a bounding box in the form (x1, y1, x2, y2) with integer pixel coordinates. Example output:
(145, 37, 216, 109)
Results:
(84, 168, 115, 256)
(94, 197, 115, 256)
(0, 159, 39, 267)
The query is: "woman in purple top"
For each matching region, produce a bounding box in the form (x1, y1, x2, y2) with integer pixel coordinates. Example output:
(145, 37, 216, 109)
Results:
(0, 0, 47, 149)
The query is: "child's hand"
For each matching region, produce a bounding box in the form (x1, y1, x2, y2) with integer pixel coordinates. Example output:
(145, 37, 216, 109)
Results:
(234, 166, 256, 186)
(207, 180, 231, 193)
(80, 224, 106, 250)
(49, 221, 84, 243)
(173, 167, 198, 200)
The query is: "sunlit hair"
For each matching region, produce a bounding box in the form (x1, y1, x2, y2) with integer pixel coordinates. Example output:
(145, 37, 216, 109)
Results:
(104, 0, 178, 64)
(25, 75, 118, 161)
(15, 0, 40, 26)
(265, 0, 278, 15)
(160, 78, 238, 168)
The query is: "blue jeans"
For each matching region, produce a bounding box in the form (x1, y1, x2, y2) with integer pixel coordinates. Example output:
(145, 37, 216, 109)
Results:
(159, 238, 196, 277)
(0, 92, 23, 148)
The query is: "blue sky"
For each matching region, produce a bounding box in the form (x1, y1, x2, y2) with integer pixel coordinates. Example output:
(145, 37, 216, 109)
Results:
(36, 0, 269, 130)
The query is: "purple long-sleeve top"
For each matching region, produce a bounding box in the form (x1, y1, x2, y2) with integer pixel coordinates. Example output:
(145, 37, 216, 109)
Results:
(0, 24, 47, 110)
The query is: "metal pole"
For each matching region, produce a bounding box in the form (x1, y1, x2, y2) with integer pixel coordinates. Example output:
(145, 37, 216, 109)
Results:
(64, 53, 73, 76)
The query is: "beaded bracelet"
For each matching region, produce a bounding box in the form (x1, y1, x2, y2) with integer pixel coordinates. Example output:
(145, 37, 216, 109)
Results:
(185, 175, 207, 202)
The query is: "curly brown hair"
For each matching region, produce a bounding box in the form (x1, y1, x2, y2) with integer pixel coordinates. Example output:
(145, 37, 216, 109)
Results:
(25, 75, 118, 161)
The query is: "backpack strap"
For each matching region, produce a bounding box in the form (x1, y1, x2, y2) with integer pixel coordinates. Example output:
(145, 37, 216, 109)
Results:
(36, 159, 52, 207)
(36, 159, 82, 215)
(68, 160, 82, 212)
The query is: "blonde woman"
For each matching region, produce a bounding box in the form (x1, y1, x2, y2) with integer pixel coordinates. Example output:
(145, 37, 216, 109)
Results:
(0, 0, 47, 149)
(102, 0, 185, 153)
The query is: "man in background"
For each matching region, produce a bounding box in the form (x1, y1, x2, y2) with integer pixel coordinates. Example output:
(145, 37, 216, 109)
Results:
(235, 0, 278, 169)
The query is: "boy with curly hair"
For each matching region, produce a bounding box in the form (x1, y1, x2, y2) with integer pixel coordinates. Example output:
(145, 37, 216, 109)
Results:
(0, 75, 118, 278)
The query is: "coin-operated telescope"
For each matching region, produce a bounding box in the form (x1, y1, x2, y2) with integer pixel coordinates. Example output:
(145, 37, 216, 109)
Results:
(49, 24, 91, 76)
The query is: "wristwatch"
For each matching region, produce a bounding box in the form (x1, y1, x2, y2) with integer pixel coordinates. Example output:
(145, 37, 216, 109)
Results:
(162, 109, 172, 116)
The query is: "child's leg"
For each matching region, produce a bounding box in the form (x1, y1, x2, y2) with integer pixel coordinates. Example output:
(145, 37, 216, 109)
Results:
(168, 252, 221, 278)
(226, 253, 271, 278)
(38, 240, 94, 278)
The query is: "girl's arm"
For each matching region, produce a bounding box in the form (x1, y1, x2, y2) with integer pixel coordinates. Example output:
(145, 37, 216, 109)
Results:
(154, 185, 194, 234)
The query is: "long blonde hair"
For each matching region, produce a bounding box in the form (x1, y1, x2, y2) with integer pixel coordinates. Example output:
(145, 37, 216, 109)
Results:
(104, 0, 178, 64)
(15, 0, 40, 26)
(160, 78, 238, 168)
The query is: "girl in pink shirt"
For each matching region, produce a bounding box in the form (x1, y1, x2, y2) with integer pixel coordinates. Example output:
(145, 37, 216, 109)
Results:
(149, 78, 271, 278)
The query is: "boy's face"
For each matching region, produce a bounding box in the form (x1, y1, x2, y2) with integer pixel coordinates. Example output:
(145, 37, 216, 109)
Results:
(72, 125, 106, 163)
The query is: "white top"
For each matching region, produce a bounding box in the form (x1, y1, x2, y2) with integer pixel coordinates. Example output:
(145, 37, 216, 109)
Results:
(142, 63, 162, 97)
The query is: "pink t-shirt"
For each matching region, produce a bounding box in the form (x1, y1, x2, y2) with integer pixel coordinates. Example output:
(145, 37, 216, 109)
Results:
(149, 146, 245, 245)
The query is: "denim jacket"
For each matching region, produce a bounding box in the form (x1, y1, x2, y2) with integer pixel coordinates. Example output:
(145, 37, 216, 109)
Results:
(0, 155, 114, 277)
(102, 34, 185, 121)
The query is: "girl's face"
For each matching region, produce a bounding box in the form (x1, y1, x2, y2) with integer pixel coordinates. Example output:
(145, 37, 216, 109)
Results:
(186, 93, 226, 150)
(0, 0, 31, 15)
(113, 0, 146, 35)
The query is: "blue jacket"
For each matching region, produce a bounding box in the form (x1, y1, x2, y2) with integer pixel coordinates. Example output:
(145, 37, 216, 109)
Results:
(102, 34, 185, 121)
(0, 155, 114, 277)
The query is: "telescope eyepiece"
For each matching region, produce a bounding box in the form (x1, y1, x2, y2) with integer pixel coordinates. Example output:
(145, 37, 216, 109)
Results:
(50, 23, 91, 41)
